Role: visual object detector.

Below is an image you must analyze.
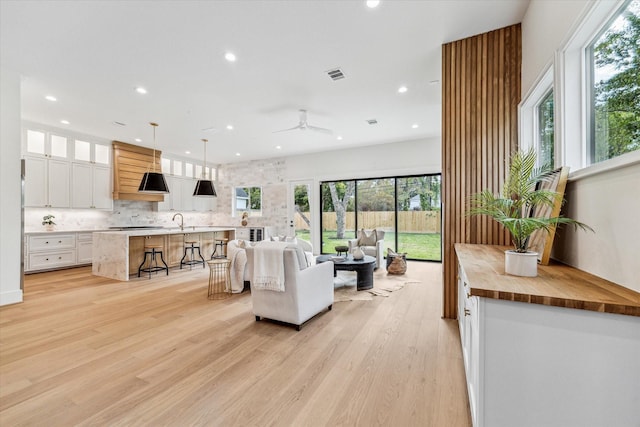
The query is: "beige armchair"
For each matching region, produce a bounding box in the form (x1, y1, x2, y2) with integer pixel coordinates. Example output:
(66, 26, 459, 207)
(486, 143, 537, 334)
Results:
(348, 229, 385, 269)
(245, 244, 334, 330)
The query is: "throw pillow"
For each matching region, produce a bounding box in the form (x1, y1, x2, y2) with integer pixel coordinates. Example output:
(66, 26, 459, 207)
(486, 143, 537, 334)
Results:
(358, 229, 377, 246)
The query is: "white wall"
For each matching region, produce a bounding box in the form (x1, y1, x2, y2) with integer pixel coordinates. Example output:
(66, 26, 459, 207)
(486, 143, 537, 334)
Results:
(0, 67, 23, 305)
(286, 137, 441, 182)
(522, 0, 640, 291)
(521, 0, 592, 94)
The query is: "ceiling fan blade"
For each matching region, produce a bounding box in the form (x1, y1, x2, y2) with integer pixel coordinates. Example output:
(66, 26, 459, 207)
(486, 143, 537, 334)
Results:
(306, 125, 333, 135)
(272, 124, 303, 134)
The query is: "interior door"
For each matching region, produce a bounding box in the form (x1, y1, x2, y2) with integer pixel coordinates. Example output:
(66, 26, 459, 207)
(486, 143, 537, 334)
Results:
(289, 180, 314, 250)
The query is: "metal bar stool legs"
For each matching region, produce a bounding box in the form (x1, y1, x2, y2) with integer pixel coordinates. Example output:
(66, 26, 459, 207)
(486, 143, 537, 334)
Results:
(138, 245, 169, 278)
(181, 240, 205, 269)
(211, 238, 228, 259)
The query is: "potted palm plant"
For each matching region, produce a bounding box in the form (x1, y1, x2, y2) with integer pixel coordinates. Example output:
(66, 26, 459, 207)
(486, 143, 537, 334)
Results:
(468, 149, 592, 277)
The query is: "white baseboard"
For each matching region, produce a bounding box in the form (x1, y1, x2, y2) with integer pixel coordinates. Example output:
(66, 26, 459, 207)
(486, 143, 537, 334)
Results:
(0, 290, 23, 306)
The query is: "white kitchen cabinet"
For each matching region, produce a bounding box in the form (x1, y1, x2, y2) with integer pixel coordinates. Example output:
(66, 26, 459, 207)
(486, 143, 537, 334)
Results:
(180, 178, 195, 211)
(26, 233, 76, 272)
(25, 231, 98, 272)
(24, 156, 70, 208)
(76, 232, 93, 264)
(157, 175, 182, 211)
(456, 244, 640, 427)
(71, 163, 112, 209)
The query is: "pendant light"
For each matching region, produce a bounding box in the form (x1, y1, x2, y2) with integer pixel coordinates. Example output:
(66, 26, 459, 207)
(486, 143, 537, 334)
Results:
(138, 122, 170, 193)
(193, 138, 217, 197)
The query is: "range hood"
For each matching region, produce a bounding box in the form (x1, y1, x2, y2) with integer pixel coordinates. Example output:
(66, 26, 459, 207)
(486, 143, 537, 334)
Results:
(112, 141, 166, 202)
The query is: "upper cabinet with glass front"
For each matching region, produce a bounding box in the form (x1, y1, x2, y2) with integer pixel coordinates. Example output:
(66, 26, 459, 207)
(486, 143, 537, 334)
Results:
(73, 139, 110, 165)
(25, 129, 70, 160)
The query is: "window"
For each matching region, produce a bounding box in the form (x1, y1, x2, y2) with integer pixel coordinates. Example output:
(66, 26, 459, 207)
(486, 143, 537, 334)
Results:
(588, 0, 639, 164)
(320, 174, 441, 261)
(234, 186, 262, 216)
(537, 89, 555, 168)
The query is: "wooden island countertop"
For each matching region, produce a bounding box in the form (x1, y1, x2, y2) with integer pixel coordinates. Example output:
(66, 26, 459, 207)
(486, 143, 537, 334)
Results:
(455, 243, 640, 317)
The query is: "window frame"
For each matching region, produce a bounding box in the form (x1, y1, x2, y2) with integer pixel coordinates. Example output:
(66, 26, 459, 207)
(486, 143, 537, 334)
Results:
(555, 0, 640, 179)
(233, 186, 262, 217)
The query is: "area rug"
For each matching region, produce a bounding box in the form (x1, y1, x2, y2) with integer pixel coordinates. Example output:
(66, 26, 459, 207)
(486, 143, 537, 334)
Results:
(333, 271, 420, 302)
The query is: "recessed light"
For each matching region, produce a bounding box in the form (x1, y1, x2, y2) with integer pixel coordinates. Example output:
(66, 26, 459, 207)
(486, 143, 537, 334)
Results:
(185, 151, 191, 155)
(45, 95, 57, 102)
(412, 124, 419, 129)
(337, 136, 343, 140)
(366, 0, 380, 8)
(60, 120, 70, 125)
(135, 138, 142, 142)
(226, 125, 234, 130)
(276, 145, 282, 150)
(225, 52, 237, 62)
(235, 152, 241, 156)
(398, 86, 408, 93)
(135, 87, 147, 94)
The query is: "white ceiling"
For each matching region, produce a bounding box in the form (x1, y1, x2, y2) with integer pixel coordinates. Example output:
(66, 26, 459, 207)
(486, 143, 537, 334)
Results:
(1, 0, 530, 164)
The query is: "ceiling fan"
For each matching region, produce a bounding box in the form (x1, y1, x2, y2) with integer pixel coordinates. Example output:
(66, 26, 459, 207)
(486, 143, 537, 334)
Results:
(273, 109, 333, 135)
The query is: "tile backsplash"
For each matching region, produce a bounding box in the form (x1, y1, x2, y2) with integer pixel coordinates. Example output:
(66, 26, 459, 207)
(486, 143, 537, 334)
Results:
(24, 201, 214, 232)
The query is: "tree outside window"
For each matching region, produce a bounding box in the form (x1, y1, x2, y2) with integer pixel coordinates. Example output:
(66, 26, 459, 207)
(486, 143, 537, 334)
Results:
(537, 89, 554, 168)
(590, 0, 640, 164)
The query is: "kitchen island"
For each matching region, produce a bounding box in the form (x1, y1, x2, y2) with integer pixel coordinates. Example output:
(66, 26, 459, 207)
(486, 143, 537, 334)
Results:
(92, 227, 235, 281)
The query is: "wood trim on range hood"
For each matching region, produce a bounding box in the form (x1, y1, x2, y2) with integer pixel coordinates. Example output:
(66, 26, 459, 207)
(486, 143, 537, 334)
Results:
(112, 141, 165, 201)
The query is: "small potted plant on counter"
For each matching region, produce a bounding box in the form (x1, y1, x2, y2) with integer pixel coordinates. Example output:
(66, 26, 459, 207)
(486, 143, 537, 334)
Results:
(467, 149, 593, 277)
(42, 214, 56, 231)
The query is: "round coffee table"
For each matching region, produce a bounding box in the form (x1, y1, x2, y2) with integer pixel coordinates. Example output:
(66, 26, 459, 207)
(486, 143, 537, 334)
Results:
(316, 254, 376, 291)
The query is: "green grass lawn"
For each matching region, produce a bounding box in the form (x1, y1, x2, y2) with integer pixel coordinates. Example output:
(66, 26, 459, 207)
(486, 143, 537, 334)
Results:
(295, 230, 441, 261)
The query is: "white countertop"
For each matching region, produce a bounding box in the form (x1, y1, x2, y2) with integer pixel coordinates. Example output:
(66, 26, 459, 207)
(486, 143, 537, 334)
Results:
(94, 226, 234, 237)
(25, 228, 112, 235)
(26, 226, 235, 236)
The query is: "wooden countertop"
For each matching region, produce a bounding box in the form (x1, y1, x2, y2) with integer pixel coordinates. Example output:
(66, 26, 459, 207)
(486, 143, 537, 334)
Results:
(455, 244, 640, 317)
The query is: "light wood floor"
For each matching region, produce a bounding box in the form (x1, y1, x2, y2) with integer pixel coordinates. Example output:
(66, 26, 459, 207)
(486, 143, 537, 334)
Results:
(1, 262, 471, 426)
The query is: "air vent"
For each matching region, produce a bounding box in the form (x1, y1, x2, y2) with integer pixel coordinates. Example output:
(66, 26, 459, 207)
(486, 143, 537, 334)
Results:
(366, 119, 378, 125)
(112, 121, 127, 127)
(326, 68, 345, 81)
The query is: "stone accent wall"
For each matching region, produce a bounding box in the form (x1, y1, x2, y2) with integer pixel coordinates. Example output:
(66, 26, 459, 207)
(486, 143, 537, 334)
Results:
(212, 158, 288, 235)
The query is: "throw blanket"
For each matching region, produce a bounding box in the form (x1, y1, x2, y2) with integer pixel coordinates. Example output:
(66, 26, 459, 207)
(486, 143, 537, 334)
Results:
(226, 243, 247, 293)
(252, 241, 289, 292)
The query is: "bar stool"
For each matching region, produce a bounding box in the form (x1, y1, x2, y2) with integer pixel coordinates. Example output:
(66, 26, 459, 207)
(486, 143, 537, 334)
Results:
(211, 237, 229, 259)
(138, 244, 169, 278)
(180, 240, 205, 269)
(207, 259, 231, 299)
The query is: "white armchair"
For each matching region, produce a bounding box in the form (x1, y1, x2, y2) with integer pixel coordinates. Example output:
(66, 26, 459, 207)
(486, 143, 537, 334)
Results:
(246, 245, 334, 330)
(348, 229, 385, 269)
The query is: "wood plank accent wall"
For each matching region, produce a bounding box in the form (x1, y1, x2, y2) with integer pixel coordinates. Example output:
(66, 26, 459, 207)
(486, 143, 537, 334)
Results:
(112, 141, 165, 202)
(441, 24, 521, 319)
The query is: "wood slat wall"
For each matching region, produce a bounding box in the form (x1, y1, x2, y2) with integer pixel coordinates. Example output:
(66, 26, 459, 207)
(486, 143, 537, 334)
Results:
(441, 24, 521, 319)
(112, 141, 165, 202)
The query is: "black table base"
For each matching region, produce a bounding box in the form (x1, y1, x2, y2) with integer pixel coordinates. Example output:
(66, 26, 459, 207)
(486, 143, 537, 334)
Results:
(316, 254, 376, 291)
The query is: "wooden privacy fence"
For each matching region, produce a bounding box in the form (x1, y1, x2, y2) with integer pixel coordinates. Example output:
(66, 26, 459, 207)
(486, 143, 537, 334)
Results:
(295, 211, 441, 233)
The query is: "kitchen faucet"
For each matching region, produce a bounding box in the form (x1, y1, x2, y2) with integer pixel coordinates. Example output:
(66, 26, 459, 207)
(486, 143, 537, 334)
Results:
(172, 213, 184, 230)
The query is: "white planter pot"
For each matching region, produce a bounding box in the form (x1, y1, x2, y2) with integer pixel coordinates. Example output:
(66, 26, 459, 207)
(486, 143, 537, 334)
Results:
(504, 250, 538, 277)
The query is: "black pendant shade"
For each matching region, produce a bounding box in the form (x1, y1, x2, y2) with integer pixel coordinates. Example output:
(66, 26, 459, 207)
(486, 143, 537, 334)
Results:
(193, 137, 217, 197)
(138, 172, 170, 194)
(193, 179, 217, 197)
(138, 122, 170, 194)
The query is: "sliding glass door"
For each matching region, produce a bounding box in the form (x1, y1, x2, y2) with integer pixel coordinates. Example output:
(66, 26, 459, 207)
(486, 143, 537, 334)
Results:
(396, 175, 441, 261)
(320, 181, 355, 253)
(357, 178, 396, 252)
(320, 174, 441, 262)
